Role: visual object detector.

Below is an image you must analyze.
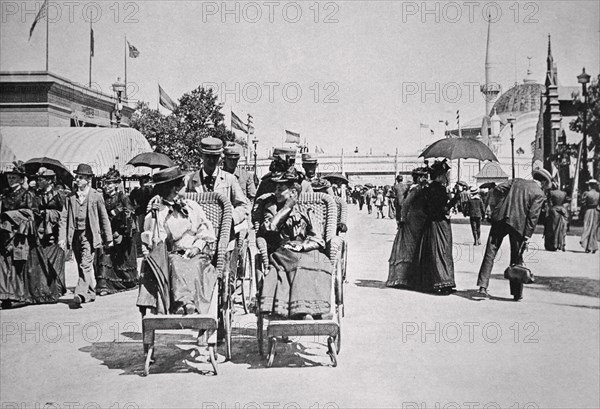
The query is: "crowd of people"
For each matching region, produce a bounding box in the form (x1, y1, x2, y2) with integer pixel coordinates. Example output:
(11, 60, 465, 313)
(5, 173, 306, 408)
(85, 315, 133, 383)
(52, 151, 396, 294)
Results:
(0, 140, 348, 322)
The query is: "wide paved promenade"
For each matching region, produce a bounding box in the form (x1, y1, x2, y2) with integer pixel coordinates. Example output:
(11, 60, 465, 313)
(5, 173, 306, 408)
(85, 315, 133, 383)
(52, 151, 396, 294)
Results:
(1, 206, 598, 408)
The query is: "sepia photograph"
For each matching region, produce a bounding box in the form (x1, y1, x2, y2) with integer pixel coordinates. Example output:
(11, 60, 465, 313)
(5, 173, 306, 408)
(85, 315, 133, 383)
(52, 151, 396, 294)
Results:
(0, 1, 599, 408)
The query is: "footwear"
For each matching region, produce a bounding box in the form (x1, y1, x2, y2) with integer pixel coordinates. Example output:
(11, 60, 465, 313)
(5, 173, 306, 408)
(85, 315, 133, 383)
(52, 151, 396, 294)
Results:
(513, 295, 523, 302)
(71, 295, 83, 309)
(0, 300, 11, 310)
(184, 303, 197, 315)
(99, 290, 109, 297)
(477, 287, 489, 298)
(477, 239, 481, 246)
(303, 314, 314, 320)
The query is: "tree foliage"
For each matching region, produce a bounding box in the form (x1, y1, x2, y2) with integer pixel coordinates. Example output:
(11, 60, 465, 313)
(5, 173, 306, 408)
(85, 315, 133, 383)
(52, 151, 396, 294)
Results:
(570, 74, 600, 179)
(130, 86, 242, 170)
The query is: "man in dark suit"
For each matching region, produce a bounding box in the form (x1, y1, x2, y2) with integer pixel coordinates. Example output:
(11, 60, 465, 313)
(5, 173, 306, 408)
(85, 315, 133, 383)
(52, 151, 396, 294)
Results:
(222, 143, 257, 201)
(476, 169, 551, 301)
(59, 163, 113, 308)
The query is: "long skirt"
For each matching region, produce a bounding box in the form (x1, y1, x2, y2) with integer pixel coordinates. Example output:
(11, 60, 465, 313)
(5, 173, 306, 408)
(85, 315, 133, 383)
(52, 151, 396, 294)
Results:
(580, 208, 599, 252)
(387, 215, 426, 288)
(544, 206, 567, 251)
(0, 244, 65, 304)
(95, 235, 139, 294)
(260, 247, 332, 318)
(137, 251, 218, 315)
(415, 219, 456, 292)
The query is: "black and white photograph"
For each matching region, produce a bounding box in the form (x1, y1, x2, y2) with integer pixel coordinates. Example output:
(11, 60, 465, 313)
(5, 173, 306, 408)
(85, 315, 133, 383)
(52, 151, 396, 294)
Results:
(0, 0, 599, 408)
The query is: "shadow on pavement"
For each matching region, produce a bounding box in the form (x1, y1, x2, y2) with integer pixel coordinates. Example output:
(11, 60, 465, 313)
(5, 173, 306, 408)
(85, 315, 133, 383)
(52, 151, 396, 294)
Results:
(452, 289, 514, 302)
(354, 279, 389, 289)
(490, 274, 600, 298)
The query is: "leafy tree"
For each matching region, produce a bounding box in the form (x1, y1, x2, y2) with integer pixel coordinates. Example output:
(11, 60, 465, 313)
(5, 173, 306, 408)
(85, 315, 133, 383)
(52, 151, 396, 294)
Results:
(130, 86, 243, 169)
(570, 74, 600, 180)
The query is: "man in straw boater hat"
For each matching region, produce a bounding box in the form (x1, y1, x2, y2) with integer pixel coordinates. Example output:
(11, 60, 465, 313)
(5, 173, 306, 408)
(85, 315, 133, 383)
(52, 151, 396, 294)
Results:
(467, 186, 486, 246)
(137, 166, 218, 315)
(222, 142, 257, 201)
(580, 178, 600, 253)
(185, 137, 249, 231)
(476, 168, 551, 301)
(59, 163, 113, 308)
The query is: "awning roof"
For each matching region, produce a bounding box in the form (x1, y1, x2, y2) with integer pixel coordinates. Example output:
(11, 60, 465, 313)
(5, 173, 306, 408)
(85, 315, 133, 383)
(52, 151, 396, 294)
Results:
(1, 127, 152, 176)
(474, 162, 509, 179)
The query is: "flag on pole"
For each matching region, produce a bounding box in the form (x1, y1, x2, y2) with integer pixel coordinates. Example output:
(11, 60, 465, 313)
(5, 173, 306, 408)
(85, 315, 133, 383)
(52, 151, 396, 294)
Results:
(285, 130, 300, 144)
(127, 41, 140, 58)
(231, 111, 248, 132)
(419, 122, 429, 129)
(316, 145, 325, 154)
(247, 114, 254, 134)
(158, 84, 176, 111)
(29, 0, 48, 41)
(90, 26, 94, 57)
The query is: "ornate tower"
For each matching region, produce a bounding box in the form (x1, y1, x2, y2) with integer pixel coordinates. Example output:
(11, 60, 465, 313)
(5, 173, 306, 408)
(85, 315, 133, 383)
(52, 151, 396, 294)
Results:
(543, 35, 562, 173)
(481, 15, 501, 116)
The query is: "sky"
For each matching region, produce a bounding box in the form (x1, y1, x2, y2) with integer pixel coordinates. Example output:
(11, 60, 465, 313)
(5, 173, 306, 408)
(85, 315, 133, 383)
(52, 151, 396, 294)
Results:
(1, 0, 599, 157)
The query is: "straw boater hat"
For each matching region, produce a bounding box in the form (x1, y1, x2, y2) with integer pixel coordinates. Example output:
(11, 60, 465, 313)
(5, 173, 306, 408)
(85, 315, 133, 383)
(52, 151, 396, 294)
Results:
(200, 137, 224, 155)
(151, 166, 186, 186)
(269, 146, 297, 161)
(585, 179, 599, 186)
(74, 163, 94, 177)
(36, 167, 56, 179)
(532, 168, 552, 184)
(301, 153, 318, 164)
(469, 186, 479, 195)
(224, 143, 243, 159)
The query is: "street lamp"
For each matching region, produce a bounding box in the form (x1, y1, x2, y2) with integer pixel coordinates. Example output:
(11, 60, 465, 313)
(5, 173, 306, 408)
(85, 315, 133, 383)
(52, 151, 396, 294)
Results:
(112, 77, 126, 128)
(578, 67, 591, 183)
(507, 114, 516, 179)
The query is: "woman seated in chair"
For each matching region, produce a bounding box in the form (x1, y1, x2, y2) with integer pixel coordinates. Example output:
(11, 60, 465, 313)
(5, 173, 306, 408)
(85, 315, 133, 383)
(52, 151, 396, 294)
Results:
(136, 167, 218, 316)
(258, 168, 333, 320)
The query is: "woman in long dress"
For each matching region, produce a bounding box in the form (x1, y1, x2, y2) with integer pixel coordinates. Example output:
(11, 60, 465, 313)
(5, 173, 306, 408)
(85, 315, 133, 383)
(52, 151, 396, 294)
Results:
(386, 167, 429, 288)
(580, 180, 599, 253)
(136, 166, 218, 315)
(544, 184, 568, 251)
(415, 160, 459, 295)
(95, 168, 139, 295)
(258, 168, 333, 319)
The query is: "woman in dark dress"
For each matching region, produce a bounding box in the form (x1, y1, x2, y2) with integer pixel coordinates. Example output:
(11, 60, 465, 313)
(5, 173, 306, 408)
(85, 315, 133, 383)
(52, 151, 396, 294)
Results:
(544, 184, 568, 251)
(258, 168, 333, 319)
(415, 160, 459, 294)
(386, 167, 429, 288)
(95, 168, 138, 295)
(580, 180, 599, 253)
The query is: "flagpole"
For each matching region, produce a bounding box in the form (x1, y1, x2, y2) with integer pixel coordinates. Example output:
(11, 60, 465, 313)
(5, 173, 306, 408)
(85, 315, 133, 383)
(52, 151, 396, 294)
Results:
(124, 35, 128, 100)
(88, 19, 92, 87)
(45, 2, 49, 72)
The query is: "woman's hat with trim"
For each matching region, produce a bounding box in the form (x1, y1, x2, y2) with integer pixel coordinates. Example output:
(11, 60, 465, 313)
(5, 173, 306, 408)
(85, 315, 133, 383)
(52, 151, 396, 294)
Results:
(6, 161, 27, 176)
(102, 167, 121, 183)
(532, 168, 552, 184)
(272, 167, 300, 184)
(151, 166, 186, 186)
(429, 159, 450, 178)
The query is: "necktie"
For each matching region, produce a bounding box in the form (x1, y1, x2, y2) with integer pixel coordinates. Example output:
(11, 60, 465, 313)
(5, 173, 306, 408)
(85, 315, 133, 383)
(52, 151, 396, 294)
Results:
(204, 175, 214, 192)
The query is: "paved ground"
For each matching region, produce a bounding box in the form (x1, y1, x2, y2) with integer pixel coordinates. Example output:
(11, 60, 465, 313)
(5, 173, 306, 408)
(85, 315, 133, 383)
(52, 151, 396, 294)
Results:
(1, 205, 599, 409)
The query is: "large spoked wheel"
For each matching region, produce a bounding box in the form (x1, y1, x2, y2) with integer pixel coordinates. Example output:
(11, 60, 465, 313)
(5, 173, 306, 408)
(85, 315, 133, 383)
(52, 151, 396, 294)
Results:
(218, 278, 233, 361)
(239, 247, 255, 314)
(327, 336, 338, 367)
(255, 253, 266, 356)
(336, 306, 342, 353)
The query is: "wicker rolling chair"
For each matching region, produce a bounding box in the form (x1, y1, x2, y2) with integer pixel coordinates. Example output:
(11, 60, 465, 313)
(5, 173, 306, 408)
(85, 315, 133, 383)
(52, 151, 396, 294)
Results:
(141, 192, 232, 376)
(253, 192, 342, 367)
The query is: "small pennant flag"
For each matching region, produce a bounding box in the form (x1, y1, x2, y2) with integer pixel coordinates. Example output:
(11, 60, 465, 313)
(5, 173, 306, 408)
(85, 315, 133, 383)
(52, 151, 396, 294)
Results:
(127, 41, 140, 58)
(231, 111, 248, 132)
(419, 123, 429, 129)
(29, 0, 48, 41)
(158, 84, 176, 111)
(285, 130, 300, 144)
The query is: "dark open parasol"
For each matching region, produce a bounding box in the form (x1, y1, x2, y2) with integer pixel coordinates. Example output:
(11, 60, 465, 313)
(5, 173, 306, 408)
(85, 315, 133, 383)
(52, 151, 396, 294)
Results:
(127, 152, 175, 169)
(419, 138, 498, 162)
(322, 174, 349, 185)
(23, 157, 73, 186)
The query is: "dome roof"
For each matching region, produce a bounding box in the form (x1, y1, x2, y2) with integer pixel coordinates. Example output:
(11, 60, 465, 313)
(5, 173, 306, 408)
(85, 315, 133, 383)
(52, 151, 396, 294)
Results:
(491, 83, 545, 117)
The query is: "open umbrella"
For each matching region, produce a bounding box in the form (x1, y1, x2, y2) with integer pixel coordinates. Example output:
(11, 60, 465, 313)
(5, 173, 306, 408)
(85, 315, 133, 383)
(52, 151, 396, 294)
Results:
(419, 138, 498, 162)
(127, 152, 175, 169)
(322, 174, 349, 185)
(23, 157, 73, 186)
(365, 183, 375, 188)
(479, 182, 497, 190)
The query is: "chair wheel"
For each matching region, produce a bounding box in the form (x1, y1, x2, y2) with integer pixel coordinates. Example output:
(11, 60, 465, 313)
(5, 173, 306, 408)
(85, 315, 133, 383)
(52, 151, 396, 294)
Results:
(327, 337, 338, 367)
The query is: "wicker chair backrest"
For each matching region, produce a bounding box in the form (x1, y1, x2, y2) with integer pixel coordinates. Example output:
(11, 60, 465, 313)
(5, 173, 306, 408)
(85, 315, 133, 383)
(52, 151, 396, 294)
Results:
(333, 196, 348, 227)
(184, 192, 232, 275)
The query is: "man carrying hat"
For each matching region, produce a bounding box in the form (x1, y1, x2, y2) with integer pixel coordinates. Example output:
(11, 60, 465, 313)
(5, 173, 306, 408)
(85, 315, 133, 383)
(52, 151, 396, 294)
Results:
(476, 168, 550, 301)
(222, 143, 257, 201)
(59, 163, 113, 308)
(185, 137, 250, 229)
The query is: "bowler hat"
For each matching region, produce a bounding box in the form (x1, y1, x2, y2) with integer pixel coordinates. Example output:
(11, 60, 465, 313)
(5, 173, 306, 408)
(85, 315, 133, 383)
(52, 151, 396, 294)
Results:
(200, 137, 224, 155)
(272, 167, 300, 184)
(224, 143, 242, 158)
(151, 166, 186, 186)
(532, 168, 552, 184)
(301, 153, 318, 164)
(36, 167, 56, 178)
(74, 163, 94, 176)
